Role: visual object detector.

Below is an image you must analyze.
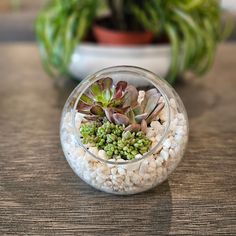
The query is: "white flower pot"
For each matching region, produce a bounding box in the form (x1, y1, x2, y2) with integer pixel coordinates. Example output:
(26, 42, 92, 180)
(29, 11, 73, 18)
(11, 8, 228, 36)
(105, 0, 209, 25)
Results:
(69, 43, 171, 82)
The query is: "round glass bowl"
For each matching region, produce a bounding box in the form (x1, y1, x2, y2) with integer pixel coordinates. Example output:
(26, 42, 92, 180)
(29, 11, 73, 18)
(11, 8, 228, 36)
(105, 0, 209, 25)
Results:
(60, 66, 189, 195)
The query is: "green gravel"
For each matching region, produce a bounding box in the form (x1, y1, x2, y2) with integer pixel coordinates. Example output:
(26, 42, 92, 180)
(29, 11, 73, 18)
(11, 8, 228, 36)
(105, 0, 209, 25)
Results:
(80, 121, 152, 160)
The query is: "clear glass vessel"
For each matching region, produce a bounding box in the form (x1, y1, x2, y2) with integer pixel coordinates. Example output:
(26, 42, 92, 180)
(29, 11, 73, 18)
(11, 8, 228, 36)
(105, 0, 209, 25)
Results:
(60, 66, 189, 195)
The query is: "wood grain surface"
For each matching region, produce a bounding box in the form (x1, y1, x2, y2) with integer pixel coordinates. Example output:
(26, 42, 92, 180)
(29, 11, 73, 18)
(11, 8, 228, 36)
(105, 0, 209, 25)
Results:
(0, 43, 235, 235)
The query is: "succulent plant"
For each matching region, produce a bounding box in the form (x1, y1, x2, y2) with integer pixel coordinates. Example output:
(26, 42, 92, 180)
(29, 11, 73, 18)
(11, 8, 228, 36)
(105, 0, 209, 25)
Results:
(77, 77, 164, 133)
(77, 77, 128, 120)
(124, 88, 164, 133)
(80, 121, 151, 160)
(77, 77, 139, 121)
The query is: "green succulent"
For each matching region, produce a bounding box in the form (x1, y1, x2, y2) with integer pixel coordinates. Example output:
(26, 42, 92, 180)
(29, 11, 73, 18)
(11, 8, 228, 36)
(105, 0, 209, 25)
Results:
(80, 121, 152, 160)
(77, 77, 128, 121)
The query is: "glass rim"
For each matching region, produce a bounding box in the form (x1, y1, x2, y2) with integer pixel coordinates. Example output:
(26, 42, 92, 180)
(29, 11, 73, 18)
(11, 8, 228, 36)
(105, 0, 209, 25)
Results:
(71, 65, 171, 165)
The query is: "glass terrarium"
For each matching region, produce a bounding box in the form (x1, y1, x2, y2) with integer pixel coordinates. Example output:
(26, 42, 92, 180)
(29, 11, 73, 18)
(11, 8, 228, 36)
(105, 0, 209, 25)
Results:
(60, 66, 189, 195)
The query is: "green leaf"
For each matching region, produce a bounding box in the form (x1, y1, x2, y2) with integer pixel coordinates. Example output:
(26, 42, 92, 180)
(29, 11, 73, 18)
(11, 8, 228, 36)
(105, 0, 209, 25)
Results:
(80, 94, 93, 105)
(90, 82, 102, 98)
(165, 24, 180, 83)
(90, 105, 105, 116)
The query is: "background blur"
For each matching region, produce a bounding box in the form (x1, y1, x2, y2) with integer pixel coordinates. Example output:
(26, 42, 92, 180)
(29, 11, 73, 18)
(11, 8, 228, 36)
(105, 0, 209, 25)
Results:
(0, 0, 235, 42)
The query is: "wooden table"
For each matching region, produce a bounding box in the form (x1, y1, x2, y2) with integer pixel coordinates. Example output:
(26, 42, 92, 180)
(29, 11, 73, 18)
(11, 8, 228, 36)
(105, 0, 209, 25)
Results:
(0, 43, 235, 235)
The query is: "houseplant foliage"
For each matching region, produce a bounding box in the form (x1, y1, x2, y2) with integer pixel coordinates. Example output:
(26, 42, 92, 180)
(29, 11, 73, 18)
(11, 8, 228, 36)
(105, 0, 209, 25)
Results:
(36, 0, 227, 83)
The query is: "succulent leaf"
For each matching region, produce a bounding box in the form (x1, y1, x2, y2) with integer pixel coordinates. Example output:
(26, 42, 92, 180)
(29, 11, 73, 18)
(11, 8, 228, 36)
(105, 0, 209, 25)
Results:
(126, 110, 136, 124)
(144, 93, 161, 114)
(123, 85, 139, 107)
(146, 102, 164, 124)
(104, 108, 114, 123)
(109, 97, 124, 107)
(90, 105, 105, 116)
(80, 94, 93, 105)
(141, 88, 158, 108)
(77, 101, 92, 114)
(90, 82, 101, 98)
(115, 81, 127, 98)
(83, 115, 100, 121)
(146, 88, 159, 99)
(116, 81, 128, 91)
(132, 104, 143, 115)
(113, 113, 130, 125)
(125, 124, 141, 132)
(135, 113, 148, 123)
(99, 77, 112, 90)
(141, 119, 147, 133)
(102, 89, 112, 104)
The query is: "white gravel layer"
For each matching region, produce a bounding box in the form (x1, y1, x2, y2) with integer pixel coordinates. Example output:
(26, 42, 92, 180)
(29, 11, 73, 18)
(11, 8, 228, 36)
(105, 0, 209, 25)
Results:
(60, 97, 188, 194)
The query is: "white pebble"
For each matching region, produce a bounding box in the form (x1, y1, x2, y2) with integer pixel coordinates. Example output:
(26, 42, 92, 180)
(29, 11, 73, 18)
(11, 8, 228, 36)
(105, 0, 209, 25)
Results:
(156, 158, 163, 167)
(170, 98, 177, 110)
(96, 176, 106, 184)
(160, 149, 169, 161)
(104, 180, 112, 188)
(107, 159, 116, 168)
(89, 147, 98, 156)
(116, 159, 126, 163)
(126, 161, 140, 172)
(171, 140, 177, 148)
(175, 134, 183, 142)
(84, 152, 94, 162)
(174, 146, 181, 155)
(151, 141, 158, 149)
(135, 154, 143, 159)
(124, 176, 133, 186)
(163, 139, 171, 149)
(169, 149, 175, 158)
(90, 171, 97, 179)
(148, 166, 156, 173)
(146, 128, 155, 138)
(118, 167, 126, 175)
(98, 150, 107, 159)
(139, 160, 149, 175)
(170, 118, 178, 131)
(150, 120, 162, 130)
(76, 147, 85, 157)
(130, 173, 142, 185)
(150, 137, 156, 142)
(110, 168, 117, 175)
(177, 113, 185, 120)
(138, 90, 145, 104)
(153, 145, 162, 154)
(100, 166, 110, 175)
(143, 174, 151, 180)
(83, 171, 91, 181)
(159, 107, 168, 122)
(149, 159, 156, 169)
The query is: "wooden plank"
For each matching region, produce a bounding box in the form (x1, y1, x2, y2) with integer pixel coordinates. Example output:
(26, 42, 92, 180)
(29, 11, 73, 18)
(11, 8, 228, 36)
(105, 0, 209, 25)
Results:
(0, 43, 235, 235)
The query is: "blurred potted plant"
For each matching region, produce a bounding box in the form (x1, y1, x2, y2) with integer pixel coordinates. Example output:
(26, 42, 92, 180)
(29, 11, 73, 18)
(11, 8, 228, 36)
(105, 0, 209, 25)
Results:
(36, 0, 230, 83)
(92, 0, 154, 45)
